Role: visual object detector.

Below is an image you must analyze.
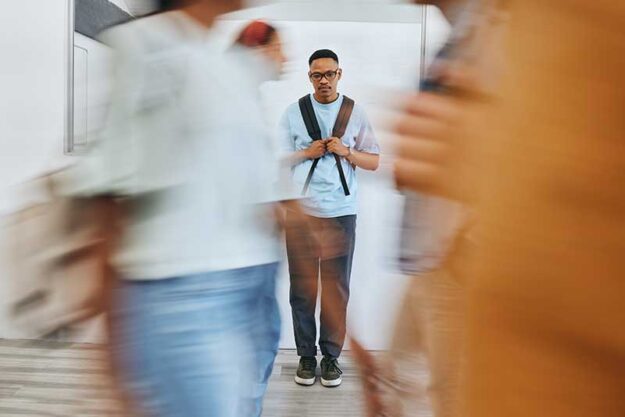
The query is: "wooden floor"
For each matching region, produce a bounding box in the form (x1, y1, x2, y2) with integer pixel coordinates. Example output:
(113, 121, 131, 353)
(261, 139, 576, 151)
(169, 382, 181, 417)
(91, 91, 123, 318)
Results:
(0, 340, 414, 417)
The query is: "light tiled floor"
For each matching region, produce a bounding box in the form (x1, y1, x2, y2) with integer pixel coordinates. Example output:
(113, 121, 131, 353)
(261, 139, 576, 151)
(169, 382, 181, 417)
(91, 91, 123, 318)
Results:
(0, 340, 396, 417)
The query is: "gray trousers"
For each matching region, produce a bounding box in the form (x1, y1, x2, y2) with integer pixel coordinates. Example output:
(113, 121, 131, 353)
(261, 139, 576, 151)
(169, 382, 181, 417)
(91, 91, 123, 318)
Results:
(286, 214, 356, 358)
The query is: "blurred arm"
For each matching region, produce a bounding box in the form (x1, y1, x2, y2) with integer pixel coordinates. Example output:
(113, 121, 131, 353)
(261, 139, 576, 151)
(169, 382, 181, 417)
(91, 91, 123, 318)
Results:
(347, 149, 379, 171)
(351, 109, 381, 171)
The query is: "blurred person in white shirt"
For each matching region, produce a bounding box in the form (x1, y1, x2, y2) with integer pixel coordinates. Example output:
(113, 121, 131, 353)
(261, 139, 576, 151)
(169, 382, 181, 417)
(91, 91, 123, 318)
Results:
(58, 1, 289, 416)
(229, 19, 291, 417)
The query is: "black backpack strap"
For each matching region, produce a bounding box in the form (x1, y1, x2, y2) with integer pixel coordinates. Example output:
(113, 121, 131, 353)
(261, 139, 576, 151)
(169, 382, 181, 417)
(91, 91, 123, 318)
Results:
(299, 95, 322, 141)
(299, 95, 354, 196)
(299, 96, 323, 195)
(332, 96, 354, 139)
(331, 96, 354, 196)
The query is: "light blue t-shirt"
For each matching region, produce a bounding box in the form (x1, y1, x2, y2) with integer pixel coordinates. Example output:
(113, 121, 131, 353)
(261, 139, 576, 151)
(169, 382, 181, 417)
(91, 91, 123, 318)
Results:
(279, 94, 380, 218)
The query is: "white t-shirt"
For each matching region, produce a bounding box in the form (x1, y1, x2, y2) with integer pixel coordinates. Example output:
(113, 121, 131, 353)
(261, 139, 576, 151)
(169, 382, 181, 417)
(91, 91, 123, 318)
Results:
(278, 94, 380, 218)
(59, 12, 283, 280)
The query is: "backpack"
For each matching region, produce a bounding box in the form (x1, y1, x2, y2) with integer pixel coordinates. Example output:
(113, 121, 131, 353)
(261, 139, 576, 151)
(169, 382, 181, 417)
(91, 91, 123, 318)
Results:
(298, 94, 355, 196)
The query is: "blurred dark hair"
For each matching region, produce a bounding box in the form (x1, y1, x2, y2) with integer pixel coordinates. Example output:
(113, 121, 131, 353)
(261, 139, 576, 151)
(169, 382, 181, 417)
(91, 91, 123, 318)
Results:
(156, 0, 195, 13)
(156, 0, 183, 11)
(235, 20, 277, 48)
(309, 49, 339, 66)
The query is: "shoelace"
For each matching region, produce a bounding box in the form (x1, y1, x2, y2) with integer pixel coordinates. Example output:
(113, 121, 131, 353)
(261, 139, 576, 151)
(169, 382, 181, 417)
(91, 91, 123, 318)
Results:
(325, 359, 343, 375)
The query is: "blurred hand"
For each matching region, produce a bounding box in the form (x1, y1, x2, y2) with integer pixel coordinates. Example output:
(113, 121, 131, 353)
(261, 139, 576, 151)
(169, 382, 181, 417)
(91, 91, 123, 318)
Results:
(277, 200, 307, 229)
(350, 336, 389, 417)
(305, 140, 327, 159)
(326, 137, 350, 157)
(393, 65, 485, 200)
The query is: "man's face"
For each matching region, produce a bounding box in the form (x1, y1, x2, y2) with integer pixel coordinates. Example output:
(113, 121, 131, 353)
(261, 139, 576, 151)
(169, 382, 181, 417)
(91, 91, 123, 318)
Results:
(197, 0, 243, 13)
(309, 58, 342, 100)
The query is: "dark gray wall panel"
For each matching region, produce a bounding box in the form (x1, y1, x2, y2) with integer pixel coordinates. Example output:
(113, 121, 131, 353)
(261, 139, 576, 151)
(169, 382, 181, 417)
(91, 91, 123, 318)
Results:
(75, 0, 133, 39)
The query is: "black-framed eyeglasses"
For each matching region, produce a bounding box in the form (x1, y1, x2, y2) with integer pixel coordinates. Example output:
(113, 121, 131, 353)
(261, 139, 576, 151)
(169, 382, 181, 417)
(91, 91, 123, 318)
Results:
(309, 70, 340, 82)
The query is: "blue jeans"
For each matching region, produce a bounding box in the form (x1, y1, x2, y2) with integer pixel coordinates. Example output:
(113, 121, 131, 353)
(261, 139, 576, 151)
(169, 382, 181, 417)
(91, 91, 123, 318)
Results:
(111, 263, 280, 417)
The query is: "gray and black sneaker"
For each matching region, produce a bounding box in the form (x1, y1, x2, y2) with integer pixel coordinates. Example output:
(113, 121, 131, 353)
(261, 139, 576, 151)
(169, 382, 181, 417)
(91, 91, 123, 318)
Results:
(320, 356, 343, 387)
(295, 356, 317, 386)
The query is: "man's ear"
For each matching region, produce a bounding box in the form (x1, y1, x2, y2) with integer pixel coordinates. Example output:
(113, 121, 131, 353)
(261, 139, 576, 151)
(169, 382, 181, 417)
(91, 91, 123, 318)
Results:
(337, 68, 343, 80)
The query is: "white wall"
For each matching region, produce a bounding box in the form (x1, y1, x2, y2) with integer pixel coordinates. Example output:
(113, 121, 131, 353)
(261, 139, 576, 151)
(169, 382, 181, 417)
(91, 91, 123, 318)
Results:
(0, 1, 69, 211)
(216, 4, 450, 350)
(0, 1, 449, 348)
(0, 1, 119, 340)
(0, 0, 74, 338)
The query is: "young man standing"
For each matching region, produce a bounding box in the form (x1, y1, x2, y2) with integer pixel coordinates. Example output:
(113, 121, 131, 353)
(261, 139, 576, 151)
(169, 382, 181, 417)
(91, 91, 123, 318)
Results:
(279, 49, 380, 387)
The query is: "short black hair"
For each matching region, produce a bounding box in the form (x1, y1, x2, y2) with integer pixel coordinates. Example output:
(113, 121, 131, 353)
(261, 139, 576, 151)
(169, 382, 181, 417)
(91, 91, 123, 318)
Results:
(309, 49, 339, 66)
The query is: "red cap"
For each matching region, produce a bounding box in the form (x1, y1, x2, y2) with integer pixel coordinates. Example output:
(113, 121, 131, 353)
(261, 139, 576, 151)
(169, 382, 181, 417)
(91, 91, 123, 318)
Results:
(236, 20, 275, 48)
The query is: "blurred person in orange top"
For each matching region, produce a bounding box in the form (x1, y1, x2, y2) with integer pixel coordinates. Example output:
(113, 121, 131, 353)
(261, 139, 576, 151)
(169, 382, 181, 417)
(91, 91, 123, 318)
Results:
(351, 1, 506, 417)
(392, 1, 625, 417)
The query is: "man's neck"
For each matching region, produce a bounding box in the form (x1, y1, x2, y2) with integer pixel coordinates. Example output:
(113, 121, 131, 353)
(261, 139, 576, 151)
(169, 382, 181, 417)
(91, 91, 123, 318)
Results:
(180, 2, 230, 28)
(313, 93, 339, 105)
